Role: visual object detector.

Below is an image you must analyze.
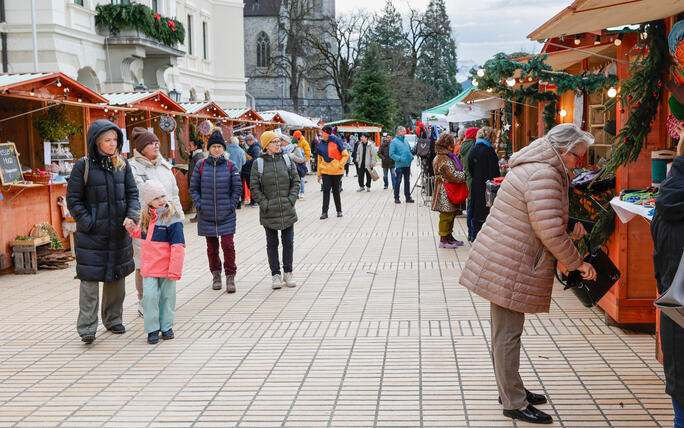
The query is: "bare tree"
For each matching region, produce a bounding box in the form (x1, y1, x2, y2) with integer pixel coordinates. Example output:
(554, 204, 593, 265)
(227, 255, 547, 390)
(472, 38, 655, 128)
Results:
(307, 12, 372, 114)
(269, 0, 321, 113)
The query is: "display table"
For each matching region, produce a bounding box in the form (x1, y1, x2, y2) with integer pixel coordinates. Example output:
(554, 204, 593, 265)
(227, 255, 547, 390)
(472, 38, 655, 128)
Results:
(0, 183, 67, 271)
(609, 197, 653, 223)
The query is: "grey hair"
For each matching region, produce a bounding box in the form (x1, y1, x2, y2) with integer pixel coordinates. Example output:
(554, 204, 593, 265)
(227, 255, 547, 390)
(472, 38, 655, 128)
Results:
(396, 126, 406, 133)
(545, 123, 594, 153)
(458, 127, 466, 139)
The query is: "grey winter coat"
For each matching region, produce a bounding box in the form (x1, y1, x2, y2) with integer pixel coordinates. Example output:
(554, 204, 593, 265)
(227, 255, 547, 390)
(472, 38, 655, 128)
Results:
(249, 151, 300, 230)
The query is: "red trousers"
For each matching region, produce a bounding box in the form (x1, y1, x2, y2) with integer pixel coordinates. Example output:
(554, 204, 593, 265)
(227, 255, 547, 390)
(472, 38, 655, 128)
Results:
(206, 235, 236, 275)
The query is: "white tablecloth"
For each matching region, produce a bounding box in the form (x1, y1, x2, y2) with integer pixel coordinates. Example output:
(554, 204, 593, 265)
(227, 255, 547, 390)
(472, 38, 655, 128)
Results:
(609, 197, 653, 223)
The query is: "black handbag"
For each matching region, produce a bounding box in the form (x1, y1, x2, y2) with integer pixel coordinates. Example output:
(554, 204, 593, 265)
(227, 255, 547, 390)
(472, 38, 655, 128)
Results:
(555, 238, 621, 308)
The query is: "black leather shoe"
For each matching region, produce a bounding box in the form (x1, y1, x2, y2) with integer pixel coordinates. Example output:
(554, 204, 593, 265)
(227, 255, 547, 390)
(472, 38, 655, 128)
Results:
(108, 324, 126, 334)
(394, 199, 401, 204)
(406, 198, 415, 203)
(499, 389, 547, 406)
(503, 404, 552, 424)
(320, 213, 328, 220)
(81, 334, 95, 344)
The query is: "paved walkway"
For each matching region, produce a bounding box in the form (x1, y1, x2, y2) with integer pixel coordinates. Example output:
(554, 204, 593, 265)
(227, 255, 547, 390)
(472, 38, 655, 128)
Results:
(0, 171, 673, 427)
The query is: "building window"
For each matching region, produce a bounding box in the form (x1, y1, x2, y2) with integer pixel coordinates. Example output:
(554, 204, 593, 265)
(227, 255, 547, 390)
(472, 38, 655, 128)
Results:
(151, 0, 158, 13)
(202, 22, 208, 60)
(74, 0, 84, 6)
(256, 32, 270, 68)
(187, 15, 193, 55)
(111, 0, 130, 4)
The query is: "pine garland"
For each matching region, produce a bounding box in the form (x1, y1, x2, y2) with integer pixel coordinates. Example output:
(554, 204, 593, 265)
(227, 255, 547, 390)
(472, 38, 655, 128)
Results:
(603, 21, 670, 176)
(542, 101, 557, 133)
(95, 3, 185, 47)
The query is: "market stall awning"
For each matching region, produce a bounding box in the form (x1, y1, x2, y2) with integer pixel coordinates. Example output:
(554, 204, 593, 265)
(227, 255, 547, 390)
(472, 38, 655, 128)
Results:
(422, 87, 475, 116)
(446, 97, 504, 123)
(102, 90, 185, 113)
(517, 43, 616, 71)
(0, 72, 108, 104)
(528, 0, 684, 41)
(180, 101, 229, 118)
(259, 110, 321, 128)
(258, 111, 285, 124)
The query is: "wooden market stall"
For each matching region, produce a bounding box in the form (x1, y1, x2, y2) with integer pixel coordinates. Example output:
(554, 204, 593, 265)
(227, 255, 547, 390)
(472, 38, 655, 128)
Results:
(522, 6, 684, 333)
(0, 72, 110, 271)
(259, 110, 321, 142)
(223, 108, 264, 139)
(325, 119, 383, 147)
(101, 91, 186, 160)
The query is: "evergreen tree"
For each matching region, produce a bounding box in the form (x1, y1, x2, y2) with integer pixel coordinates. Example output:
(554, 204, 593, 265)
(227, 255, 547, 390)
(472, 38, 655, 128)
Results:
(351, 44, 396, 130)
(417, 0, 461, 104)
(367, 0, 407, 75)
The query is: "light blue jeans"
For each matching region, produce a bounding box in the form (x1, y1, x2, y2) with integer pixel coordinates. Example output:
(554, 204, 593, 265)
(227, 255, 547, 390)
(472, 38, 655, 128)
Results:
(300, 177, 305, 195)
(142, 277, 176, 334)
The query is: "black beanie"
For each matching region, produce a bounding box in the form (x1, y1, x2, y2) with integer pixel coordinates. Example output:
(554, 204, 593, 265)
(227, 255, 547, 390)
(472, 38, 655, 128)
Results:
(207, 131, 226, 149)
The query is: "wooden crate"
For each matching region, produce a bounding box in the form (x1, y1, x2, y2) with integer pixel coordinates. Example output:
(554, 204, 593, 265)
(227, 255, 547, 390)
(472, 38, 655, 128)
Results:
(10, 237, 50, 274)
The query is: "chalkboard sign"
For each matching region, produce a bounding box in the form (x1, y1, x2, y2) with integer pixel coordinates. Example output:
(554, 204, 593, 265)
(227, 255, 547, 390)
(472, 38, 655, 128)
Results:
(0, 142, 23, 185)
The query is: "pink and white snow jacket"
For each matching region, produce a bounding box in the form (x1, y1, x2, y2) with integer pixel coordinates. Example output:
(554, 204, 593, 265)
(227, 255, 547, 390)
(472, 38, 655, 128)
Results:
(129, 207, 185, 280)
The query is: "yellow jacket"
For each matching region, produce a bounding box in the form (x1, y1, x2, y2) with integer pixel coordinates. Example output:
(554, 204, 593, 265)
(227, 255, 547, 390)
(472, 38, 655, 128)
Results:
(317, 137, 349, 177)
(297, 137, 311, 162)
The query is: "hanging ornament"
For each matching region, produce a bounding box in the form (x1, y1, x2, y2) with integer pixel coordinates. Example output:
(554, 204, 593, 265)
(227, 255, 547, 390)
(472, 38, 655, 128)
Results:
(627, 94, 633, 102)
(198, 120, 213, 136)
(159, 116, 177, 133)
(635, 102, 641, 108)
(619, 108, 625, 114)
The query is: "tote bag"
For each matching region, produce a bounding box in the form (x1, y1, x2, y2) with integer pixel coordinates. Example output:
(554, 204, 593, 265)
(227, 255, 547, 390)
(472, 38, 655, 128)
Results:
(654, 252, 684, 328)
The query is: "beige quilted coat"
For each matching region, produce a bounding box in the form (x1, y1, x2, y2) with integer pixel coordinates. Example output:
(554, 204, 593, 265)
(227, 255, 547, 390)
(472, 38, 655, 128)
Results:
(459, 138, 583, 313)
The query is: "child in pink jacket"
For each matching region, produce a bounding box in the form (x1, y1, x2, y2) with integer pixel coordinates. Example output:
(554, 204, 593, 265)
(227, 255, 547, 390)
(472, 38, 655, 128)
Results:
(125, 180, 185, 344)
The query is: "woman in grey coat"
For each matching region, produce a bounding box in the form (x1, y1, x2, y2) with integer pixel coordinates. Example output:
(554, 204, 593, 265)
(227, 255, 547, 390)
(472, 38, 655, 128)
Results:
(250, 131, 300, 290)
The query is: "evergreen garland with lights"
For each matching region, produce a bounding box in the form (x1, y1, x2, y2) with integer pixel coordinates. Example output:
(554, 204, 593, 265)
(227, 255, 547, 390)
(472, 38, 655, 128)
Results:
(602, 21, 670, 176)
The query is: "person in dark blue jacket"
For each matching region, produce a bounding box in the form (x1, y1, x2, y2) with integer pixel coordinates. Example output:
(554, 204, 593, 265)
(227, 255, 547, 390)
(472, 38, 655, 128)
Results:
(190, 130, 242, 293)
(468, 126, 500, 239)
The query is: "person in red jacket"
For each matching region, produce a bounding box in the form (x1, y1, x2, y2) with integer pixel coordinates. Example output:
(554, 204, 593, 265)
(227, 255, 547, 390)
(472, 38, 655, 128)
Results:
(125, 180, 185, 344)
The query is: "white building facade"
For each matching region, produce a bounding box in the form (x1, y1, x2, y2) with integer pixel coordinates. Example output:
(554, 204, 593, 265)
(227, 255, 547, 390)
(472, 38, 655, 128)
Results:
(0, 0, 246, 108)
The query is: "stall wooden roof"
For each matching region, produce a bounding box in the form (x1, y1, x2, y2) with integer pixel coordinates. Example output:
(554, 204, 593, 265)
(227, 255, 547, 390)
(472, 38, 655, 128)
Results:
(224, 108, 263, 121)
(326, 119, 383, 133)
(0, 72, 108, 104)
(102, 91, 185, 113)
(180, 101, 229, 118)
(528, 0, 684, 41)
(516, 42, 616, 71)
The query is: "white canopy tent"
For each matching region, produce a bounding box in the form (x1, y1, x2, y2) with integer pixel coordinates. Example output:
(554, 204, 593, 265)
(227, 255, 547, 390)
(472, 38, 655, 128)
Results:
(445, 97, 504, 123)
(259, 110, 321, 129)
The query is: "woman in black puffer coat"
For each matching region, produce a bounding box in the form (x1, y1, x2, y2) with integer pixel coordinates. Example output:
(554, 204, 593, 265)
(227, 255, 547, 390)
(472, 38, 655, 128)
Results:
(66, 119, 139, 344)
(651, 126, 684, 428)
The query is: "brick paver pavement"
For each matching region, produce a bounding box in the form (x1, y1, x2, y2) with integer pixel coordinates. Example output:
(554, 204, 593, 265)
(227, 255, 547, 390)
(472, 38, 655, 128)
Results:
(0, 171, 673, 427)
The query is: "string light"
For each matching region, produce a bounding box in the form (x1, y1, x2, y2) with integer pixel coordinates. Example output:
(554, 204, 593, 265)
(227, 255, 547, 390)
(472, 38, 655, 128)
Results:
(607, 87, 617, 98)
(559, 109, 567, 117)
(506, 78, 516, 87)
(614, 33, 624, 46)
(56, 80, 62, 87)
(574, 34, 581, 45)
(594, 35, 601, 45)
(477, 69, 485, 77)
(471, 79, 479, 87)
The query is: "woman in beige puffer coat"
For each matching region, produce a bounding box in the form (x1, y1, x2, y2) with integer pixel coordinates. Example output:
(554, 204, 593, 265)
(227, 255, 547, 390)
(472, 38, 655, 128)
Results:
(458, 123, 597, 424)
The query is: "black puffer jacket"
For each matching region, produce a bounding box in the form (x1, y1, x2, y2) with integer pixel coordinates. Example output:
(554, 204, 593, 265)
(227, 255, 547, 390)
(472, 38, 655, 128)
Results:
(249, 151, 300, 230)
(651, 156, 684, 405)
(66, 120, 140, 283)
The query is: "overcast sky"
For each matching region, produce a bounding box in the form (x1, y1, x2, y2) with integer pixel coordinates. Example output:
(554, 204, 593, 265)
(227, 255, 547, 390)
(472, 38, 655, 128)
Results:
(337, 0, 569, 81)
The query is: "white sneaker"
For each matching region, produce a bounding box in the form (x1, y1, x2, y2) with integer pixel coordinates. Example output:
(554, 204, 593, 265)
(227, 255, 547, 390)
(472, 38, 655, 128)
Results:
(299, 194, 305, 200)
(137, 301, 144, 318)
(357, 187, 365, 192)
(283, 272, 296, 287)
(272, 274, 283, 289)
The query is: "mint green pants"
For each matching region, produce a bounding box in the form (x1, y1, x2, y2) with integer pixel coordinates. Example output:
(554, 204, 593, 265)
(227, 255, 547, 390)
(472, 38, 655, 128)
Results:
(142, 277, 176, 334)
